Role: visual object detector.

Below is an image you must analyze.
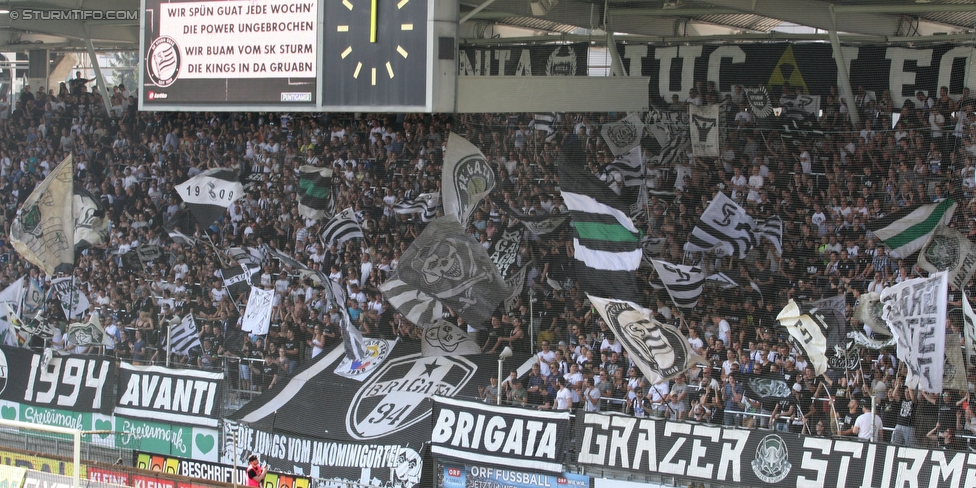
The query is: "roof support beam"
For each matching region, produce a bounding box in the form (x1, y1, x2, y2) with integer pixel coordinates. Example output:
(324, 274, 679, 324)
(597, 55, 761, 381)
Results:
(692, 0, 902, 37)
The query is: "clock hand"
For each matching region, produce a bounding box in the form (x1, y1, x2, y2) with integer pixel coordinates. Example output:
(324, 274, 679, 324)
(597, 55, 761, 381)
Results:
(370, 0, 377, 43)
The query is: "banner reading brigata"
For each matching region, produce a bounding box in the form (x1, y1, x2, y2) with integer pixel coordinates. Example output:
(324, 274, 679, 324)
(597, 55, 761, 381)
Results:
(141, 0, 317, 106)
(431, 396, 571, 474)
(0, 345, 112, 413)
(576, 412, 976, 488)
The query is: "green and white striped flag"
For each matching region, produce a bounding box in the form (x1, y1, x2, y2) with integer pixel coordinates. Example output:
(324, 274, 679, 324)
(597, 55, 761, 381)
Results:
(866, 200, 956, 259)
(297, 165, 334, 220)
(559, 158, 641, 302)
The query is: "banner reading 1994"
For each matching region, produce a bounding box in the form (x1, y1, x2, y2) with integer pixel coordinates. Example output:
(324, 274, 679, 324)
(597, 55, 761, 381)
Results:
(140, 0, 317, 107)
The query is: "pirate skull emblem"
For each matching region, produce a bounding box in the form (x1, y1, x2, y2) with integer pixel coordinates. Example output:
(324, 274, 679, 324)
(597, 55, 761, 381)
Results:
(420, 240, 465, 285)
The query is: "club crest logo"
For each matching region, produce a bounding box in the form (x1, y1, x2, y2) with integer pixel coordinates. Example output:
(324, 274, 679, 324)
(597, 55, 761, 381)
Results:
(545, 46, 578, 76)
(751, 434, 792, 483)
(923, 234, 959, 271)
(347, 354, 476, 440)
(748, 87, 773, 118)
(146, 36, 181, 87)
(605, 119, 640, 149)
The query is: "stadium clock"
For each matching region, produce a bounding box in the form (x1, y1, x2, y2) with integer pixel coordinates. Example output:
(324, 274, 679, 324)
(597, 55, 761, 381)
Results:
(323, 0, 431, 110)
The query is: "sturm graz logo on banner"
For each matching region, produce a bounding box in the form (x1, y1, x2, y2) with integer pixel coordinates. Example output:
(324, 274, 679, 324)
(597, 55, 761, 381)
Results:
(545, 46, 578, 76)
(923, 234, 959, 271)
(347, 354, 476, 440)
(751, 434, 792, 483)
(146, 36, 181, 87)
(747, 87, 773, 118)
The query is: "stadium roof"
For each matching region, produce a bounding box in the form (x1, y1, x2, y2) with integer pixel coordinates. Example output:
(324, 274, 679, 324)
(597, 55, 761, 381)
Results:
(0, 0, 974, 52)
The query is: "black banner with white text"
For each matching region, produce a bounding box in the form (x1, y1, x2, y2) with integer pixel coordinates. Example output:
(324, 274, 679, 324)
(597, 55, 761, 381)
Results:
(116, 362, 225, 427)
(576, 412, 976, 488)
(0, 345, 112, 413)
(431, 396, 571, 474)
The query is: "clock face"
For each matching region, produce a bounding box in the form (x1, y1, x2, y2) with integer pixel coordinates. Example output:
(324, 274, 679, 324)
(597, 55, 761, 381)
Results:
(323, 0, 430, 109)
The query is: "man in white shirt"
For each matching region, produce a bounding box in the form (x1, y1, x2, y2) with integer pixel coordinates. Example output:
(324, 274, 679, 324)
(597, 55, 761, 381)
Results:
(583, 377, 601, 412)
(554, 378, 573, 411)
(853, 396, 883, 442)
(537, 341, 556, 376)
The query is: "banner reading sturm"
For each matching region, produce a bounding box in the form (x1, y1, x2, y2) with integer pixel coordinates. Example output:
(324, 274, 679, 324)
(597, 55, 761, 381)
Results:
(431, 396, 571, 474)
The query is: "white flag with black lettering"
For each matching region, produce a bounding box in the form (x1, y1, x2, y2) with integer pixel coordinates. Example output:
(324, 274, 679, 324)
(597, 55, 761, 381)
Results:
(689, 104, 720, 158)
(881, 272, 947, 393)
(651, 260, 704, 310)
(169, 314, 201, 356)
(601, 113, 643, 157)
(241, 287, 274, 335)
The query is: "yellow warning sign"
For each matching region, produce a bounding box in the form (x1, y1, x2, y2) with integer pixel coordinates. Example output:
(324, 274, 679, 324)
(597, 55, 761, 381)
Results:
(768, 44, 808, 94)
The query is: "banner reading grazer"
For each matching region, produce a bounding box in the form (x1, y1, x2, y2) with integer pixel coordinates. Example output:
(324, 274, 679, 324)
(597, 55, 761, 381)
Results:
(882, 272, 948, 393)
(116, 362, 224, 427)
(0, 345, 112, 413)
(576, 411, 976, 487)
(431, 396, 571, 474)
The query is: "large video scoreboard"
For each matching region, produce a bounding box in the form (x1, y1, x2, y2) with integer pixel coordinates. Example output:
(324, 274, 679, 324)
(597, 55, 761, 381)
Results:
(139, 0, 456, 112)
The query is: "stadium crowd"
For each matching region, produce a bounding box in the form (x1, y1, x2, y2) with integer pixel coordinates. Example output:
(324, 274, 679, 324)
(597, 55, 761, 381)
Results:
(0, 76, 975, 450)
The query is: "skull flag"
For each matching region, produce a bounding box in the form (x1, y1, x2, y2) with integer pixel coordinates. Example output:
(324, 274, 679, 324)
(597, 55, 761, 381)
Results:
(380, 217, 507, 328)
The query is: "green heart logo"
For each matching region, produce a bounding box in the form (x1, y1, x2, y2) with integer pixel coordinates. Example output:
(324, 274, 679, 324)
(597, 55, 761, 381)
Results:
(195, 434, 215, 454)
(95, 419, 112, 438)
(0, 406, 14, 420)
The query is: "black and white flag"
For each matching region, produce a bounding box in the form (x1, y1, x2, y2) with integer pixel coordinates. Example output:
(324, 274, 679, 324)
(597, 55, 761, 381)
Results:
(500, 202, 568, 236)
(220, 262, 261, 299)
(650, 260, 704, 310)
(776, 299, 830, 376)
(684, 192, 756, 258)
(782, 94, 821, 117)
(242, 287, 274, 335)
(263, 244, 305, 271)
(379, 217, 506, 328)
(443, 133, 496, 225)
(321, 207, 364, 247)
(169, 314, 201, 356)
(601, 113, 643, 157)
(854, 291, 889, 335)
(962, 293, 976, 371)
(756, 215, 783, 256)
(176, 168, 244, 228)
(167, 229, 198, 247)
(486, 227, 523, 279)
(64, 313, 114, 348)
(529, 113, 558, 138)
(121, 245, 165, 272)
(688, 104, 720, 158)
(882, 272, 947, 393)
(588, 294, 706, 384)
(394, 192, 440, 221)
(639, 236, 666, 265)
(746, 86, 773, 118)
(73, 184, 109, 252)
(601, 147, 645, 187)
(421, 320, 481, 357)
(644, 108, 689, 168)
(917, 223, 976, 291)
